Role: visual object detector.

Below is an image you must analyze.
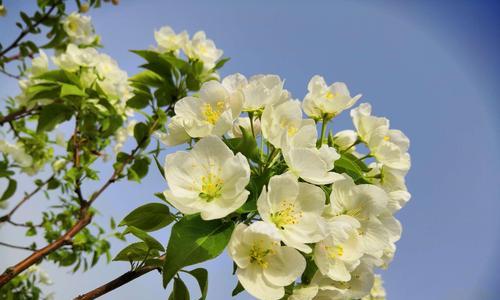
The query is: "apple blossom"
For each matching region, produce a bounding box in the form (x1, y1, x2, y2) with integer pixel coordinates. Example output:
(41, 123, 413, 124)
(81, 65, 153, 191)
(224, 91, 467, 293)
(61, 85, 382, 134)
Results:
(228, 222, 306, 300)
(62, 12, 97, 45)
(163, 136, 250, 220)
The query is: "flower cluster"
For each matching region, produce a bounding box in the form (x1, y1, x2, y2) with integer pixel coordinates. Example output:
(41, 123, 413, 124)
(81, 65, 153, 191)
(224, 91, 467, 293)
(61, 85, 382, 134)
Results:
(153, 26, 223, 70)
(161, 72, 411, 299)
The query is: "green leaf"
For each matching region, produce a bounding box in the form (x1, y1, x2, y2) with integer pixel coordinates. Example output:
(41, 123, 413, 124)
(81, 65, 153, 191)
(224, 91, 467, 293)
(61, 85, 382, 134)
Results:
(0, 179, 17, 201)
(119, 203, 174, 232)
(232, 281, 245, 296)
(128, 156, 150, 181)
(153, 155, 165, 179)
(60, 83, 86, 97)
(162, 215, 234, 287)
(129, 70, 165, 87)
(35, 70, 80, 86)
(168, 277, 190, 300)
(225, 126, 260, 163)
(113, 242, 159, 262)
(26, 83, 60, 101)
(186, 268, 208, 300)
(301, 257, 318, 285)
(133, 122, 149, 145)
(213, 57, 230, 70)
(333, 152, 371, 184)
(124, 226, 164, 251)
(37, 103, 73, 133)
(126, 94, 150, 109)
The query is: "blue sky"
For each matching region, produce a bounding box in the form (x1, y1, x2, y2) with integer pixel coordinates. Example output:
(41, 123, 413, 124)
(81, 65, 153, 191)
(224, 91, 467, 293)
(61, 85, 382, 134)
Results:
(1, 1, 500, 299)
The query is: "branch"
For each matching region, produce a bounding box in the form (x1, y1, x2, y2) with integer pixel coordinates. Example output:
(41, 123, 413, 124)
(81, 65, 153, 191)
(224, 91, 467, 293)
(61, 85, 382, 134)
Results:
(0, 174, 55, 225)
(0, 68, 20, 79)
(0, 241, 36, 252)
(0, 119, 160, 287)
(74, 264, 161, 300)
(0, 2, 60, 61)
(0, 106, 39, 126)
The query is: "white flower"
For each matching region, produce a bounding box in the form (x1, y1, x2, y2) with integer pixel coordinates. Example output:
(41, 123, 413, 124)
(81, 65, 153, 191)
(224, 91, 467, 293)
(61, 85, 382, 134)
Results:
(154, 26, 188, 54)
(228, 222, 306, 300)
(184, 31, 223, 69)
(62, 12, 97, 45)
(289, 284, 319, 300)
(163, 136, 250, 220)
(53, 44, 98, 72)
(241, 75, 287, 111)
(257, 174, 328, 253)
(303, 75, 361, 119)
(95, 53, 130, 100)
(31, 50, 49, 76)
(361, 274, 386, 300)
(229, 116, 261, 138)
(282, 122, 343, 185)
(174, 81, 234, 138)
(333, 130, 358, 152)
(314, 216, 363, 281)
(221, 73, 247, 116)
(312, 261, 375, 300)
(261, 99, 303, 149)
(326, 175, 392, 255)
(0, 140, 32, 168)
(27, 265, 52, 285)
(351, 103, 410, 170)
(156, 116, 191, 146)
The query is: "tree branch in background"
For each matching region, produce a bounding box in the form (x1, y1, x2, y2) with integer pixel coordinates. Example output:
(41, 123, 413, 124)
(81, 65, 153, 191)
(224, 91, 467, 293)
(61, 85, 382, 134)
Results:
(0, 1, 61, 61)
(0, 106, 40, 126)
(74, 263, 162, 300)
(0, 174, 55, 225)
(0, 119, 160, 287)
(0, 241, 36, 252)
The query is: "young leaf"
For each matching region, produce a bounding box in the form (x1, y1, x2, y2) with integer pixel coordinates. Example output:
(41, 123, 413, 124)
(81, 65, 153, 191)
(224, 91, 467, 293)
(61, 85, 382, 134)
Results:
(153, 155, 165, 179)
(37, 103, 73, 133)
(60, 83, 86, 97)
(124, 226, 164, 251)
(113, 242, 158, 262)
(333, 152, 371, 184)
(232, 281, 245, 296)
(119, 203, 174, 232)
(133, 122, 149, 145)
(186, 268, 208, 300)
(168, 277, 190, 300)
(0, 179, 17, 201)
(162, 215, 234, 287)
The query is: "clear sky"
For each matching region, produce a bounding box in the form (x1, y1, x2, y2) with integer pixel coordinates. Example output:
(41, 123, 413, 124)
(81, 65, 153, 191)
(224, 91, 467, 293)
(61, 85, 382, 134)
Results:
(1, 1, 500, 299)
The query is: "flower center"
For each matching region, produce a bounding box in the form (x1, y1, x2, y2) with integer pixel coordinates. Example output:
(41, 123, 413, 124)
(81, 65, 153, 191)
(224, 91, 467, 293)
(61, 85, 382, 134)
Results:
(383, 135, 390, 141)
(249, 243, 274, 268)
(202, 101, 225, 125)
(326, 245, 344, 258)
(270, 201, 302, 229)
(324, 91, 338, 100)
(199, 173, 223, 202)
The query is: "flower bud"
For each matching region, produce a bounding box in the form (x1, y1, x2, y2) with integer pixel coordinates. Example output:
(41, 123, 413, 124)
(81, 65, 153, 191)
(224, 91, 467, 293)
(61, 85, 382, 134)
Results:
(79, 3, 89, 13)
(0, 5, 7, 17)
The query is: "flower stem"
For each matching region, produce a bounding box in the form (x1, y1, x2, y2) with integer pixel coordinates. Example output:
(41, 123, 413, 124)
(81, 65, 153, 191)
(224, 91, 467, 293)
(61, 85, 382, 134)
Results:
(317, 116, 329, 147)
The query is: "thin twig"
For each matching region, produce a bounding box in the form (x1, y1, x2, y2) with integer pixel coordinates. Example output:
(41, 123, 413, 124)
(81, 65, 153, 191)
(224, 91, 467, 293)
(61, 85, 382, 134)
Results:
(0, 2, 61, 60)
(74, 265, 160, 300)
(0, 68, 20, 79)
(0, 119, 160, 287)
(0, 241, 36, 252)
(0, 106, 39, 126)
(0, 174, 55, 225)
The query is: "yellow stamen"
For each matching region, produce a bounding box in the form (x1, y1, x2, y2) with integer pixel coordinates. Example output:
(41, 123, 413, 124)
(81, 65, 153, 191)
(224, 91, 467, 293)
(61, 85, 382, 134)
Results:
(199, 173, 223, 202)
(249, 243, 274, 269)
(326, 245, 344, 258)
(325, 91, 338, 100)
(202, 101, 225, 125)
(270, 201, 303, 229)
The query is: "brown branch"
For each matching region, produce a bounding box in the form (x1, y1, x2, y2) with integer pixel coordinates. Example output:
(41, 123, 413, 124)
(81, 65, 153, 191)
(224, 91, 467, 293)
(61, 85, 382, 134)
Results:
(74, 264, 161, 300)
(0, 174, 55, 225)
(0, 106, 39, 126)
(0, 119, 160, 287)
(0, 2, 60, 61)
(0, 68, 20, 79)
(0, 241, 36, 252)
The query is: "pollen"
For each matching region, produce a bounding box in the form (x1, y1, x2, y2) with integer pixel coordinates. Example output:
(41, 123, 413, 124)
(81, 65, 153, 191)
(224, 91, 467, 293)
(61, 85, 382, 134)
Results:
(270, 201, 303, 229)
(383, 135, 390, 141)
(199, 173, 223, 202)
(202, 101, 225, 125)
(326, 245, 344, 258)
(249, 242, 274, 269)
(324, 91, 338, 100)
